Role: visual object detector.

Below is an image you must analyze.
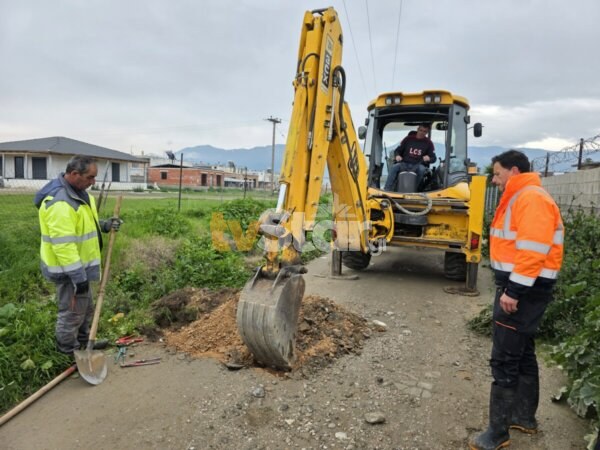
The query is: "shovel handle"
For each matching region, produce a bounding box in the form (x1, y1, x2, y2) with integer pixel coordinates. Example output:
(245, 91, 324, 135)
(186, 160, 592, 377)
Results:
(88, 195, 122, 348)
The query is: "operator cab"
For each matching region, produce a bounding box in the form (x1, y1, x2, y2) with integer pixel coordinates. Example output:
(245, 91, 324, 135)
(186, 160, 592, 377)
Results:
(359, 91, 482, 194)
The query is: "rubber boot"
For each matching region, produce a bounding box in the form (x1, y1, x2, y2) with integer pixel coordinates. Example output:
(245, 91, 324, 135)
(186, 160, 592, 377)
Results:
(469, 384, 516, 450)
(510, 374, 539, 434)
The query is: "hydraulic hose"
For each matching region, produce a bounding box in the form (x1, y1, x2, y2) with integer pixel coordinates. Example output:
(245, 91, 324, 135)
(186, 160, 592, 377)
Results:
(385, 193, 433, 216)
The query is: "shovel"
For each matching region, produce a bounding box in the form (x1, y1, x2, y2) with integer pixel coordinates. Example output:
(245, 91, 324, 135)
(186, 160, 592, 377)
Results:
(74, 195, 122, 385)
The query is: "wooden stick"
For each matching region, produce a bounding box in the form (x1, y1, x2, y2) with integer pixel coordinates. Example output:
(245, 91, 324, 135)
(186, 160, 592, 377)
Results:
(87, 195, 122, 348)
(0, 364, 77, 427)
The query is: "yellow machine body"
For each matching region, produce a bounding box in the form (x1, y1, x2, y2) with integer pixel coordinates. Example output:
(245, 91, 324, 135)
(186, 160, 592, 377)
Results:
(236, 8, 486, 369)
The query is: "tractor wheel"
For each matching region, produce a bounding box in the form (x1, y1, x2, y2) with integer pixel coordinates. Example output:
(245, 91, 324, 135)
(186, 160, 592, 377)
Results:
(444, 252, 467, 281)
(341, 251, 372, 271)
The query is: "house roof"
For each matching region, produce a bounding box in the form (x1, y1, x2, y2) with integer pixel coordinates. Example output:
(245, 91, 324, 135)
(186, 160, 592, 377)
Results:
(0, 136, 148, 163)
(150, 163, 195, 169)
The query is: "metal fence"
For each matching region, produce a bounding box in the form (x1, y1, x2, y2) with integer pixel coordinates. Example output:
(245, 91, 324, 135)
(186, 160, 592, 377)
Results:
(484, 184, 500, 219)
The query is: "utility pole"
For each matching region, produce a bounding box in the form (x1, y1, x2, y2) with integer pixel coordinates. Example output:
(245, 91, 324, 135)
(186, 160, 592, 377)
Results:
(544, 152, 549, 177)
(178, 153, 184, 212)
(266, 116, 281, 195)
(577, 138, 584, 170)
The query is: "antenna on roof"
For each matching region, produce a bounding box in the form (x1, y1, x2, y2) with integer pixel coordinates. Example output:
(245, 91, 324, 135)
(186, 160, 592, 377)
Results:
(166, 151, 176, 163)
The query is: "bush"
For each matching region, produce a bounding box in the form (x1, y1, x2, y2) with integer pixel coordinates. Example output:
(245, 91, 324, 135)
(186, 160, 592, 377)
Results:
(125, 207, 192, 239)
(0, 301, 71, 413)
(540, 210, 600, 340)
(172, 236, 249, 289)
(546, 210, 600, 425)
(212, 198, 272, 231)
(549, 291, 600, 419)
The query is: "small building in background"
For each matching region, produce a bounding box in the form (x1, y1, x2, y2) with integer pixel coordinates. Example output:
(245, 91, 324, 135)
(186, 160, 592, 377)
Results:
(147, 164, 228, 189)
(0, 136, 149, 190)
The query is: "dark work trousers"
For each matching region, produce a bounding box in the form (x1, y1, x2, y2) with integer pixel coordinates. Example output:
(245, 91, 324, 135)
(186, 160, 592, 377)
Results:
(384, 162, 426, 191)
(55, 282, 94, 354)
(490, 286, 552, 388)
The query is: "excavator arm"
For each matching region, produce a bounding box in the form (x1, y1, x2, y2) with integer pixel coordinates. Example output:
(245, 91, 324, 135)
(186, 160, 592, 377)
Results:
(236, 8, 372, 370)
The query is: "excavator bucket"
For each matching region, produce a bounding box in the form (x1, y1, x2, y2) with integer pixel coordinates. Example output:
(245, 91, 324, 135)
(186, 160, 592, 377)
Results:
(236, 272, 305, 370)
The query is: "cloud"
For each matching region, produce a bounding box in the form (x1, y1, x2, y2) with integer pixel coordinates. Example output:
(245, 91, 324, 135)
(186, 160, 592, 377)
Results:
(0, 1, 598, 156)
(474, 98, 600, 150)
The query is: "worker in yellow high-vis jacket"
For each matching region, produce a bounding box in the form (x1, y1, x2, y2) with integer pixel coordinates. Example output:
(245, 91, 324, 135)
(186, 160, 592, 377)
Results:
(34, 155, 122, 356)
(470, 150, 564, 450)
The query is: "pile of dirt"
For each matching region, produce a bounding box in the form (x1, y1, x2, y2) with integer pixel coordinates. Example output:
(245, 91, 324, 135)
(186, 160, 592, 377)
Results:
(153, 288, 373, 371)
(150, 287, 238, 328)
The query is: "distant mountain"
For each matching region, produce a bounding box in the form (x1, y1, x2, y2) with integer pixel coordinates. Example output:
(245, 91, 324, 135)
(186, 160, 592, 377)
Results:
(178, 144, 285, 171)
(176, 143, 598, 174)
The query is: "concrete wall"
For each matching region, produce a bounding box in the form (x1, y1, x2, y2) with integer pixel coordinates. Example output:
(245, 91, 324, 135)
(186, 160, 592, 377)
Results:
(542, 167, 600, 214)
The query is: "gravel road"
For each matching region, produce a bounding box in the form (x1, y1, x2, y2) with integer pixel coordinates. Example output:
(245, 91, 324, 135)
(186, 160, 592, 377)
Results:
(1, 248, 588, 449)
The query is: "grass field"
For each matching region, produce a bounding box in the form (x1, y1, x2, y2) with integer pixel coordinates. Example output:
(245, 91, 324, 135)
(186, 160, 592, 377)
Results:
(0, 188, 278, 412)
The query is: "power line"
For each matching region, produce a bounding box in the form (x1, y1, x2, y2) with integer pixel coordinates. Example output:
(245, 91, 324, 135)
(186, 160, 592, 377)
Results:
(364, 0, 377, 93)
(341, 0, 369, 99)
(75, 119, 267, 138)
(391, 0, 404, 88)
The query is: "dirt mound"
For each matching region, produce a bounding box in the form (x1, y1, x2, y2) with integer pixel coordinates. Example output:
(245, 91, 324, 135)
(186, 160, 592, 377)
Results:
(150, 287, 239, 327)
(155, 288, 373, 371)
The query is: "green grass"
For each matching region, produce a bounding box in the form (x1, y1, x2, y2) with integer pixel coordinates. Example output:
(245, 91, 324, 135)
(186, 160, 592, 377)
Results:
(0, 189, 279, 413)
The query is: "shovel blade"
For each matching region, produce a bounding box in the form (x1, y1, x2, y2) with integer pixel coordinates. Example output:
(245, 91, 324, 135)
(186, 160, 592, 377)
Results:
(74, 349, 108, 385)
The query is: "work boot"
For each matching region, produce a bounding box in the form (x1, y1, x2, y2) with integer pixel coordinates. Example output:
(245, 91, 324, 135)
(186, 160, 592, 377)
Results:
(93, 339, 109, 350)
(79, 339, 109, 350)
(510, 374, 539, 434)
(469, 384, 516, 450)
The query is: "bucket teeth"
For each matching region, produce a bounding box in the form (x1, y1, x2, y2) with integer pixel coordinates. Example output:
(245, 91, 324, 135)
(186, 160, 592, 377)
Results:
(236, 274, 305, 370)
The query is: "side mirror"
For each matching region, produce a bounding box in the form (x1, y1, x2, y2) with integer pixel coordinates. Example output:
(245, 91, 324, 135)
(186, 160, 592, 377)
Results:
(473, 123, 483, 138)
(435, 122, 449, 131)
(358, 126, 367, 140)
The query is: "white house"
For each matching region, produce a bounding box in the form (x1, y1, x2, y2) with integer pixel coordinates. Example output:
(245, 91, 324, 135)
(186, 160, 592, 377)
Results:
(0, 136, 149, 190)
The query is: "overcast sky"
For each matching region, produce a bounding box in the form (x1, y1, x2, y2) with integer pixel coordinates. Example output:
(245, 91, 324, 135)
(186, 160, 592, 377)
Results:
(1, 0, 599, 156)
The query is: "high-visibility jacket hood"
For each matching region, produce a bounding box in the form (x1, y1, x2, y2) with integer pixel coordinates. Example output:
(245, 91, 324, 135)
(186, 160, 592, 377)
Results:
(34, 175, 64, 209)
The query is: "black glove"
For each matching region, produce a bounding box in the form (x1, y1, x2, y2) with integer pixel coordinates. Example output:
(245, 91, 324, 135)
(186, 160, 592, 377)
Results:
(75, 280, 89, 295)
(101, 217, 124, 232)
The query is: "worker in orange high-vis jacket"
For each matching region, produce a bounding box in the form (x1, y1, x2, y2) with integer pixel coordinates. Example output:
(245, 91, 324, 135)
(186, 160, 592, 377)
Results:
(470, 150, 564, 450)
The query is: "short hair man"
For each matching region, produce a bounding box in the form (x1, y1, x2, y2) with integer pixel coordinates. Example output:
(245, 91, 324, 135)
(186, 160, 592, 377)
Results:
(469, 150, 564, 449)
(384, 123, 436, 192)
(34, 155, 121, 355)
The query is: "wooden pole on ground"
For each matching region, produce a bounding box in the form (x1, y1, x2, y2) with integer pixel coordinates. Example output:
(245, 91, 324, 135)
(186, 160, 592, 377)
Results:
(0, 364, 77, 427)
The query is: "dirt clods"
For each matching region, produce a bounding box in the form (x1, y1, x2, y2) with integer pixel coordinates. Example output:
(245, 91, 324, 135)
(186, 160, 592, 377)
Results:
(154, 288, 372, 372)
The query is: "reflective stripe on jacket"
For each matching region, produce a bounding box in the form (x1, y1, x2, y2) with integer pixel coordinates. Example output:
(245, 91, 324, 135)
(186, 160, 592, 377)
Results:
(490, 172, 563, 288)
(38, 176, 101, 284)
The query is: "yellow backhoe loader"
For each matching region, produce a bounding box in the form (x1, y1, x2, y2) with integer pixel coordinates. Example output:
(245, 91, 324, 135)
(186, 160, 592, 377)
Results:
(236, 7, 486, 370)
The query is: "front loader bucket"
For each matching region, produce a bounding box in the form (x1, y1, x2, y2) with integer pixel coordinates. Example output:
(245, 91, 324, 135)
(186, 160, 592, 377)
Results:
(236, 273, 305, 370)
